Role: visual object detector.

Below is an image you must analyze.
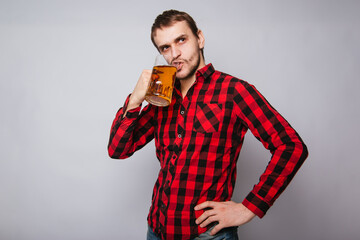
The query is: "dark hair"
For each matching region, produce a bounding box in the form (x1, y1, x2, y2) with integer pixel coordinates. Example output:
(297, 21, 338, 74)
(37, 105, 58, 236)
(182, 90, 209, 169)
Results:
(151, 9, 204, 56)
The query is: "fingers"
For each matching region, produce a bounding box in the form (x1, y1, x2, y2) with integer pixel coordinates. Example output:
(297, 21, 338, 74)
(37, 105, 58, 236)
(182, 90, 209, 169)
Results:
(129, 69, 152, 107)
(139, 69, 152, 85)
(199, 215, 218, 228)
(195, 209, 216, 226)
(194, 201, 215, 211)
(210, 223, 224, 236)
(194, 201, 250, 236)
(136, 69, 152, 94)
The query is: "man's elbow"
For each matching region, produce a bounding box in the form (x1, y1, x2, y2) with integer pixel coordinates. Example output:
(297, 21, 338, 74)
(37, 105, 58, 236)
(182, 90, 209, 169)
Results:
(296, 141, 309, 164)
(301, 142, 309, 160)
(107, 146, 131, 160)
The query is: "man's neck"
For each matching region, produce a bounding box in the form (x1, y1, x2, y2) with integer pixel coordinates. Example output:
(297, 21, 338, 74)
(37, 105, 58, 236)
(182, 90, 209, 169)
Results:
(180, 59, 206, 98)
(180, 77, 196, 98)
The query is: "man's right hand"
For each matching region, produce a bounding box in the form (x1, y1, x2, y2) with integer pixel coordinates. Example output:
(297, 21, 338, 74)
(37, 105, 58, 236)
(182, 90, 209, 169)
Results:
(126, 69, 152, 112)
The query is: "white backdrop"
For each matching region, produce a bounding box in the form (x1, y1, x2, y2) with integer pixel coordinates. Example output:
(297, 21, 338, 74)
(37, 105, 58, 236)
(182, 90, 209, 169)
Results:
(1, 0, 359, 239)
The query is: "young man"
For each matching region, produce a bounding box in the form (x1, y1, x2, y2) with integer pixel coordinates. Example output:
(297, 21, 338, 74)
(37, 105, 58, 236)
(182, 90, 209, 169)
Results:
(108, 10, 308, 240)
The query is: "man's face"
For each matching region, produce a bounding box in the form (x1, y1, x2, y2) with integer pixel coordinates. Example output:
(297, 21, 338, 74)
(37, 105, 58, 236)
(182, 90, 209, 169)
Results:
(153, 21, 205, 81)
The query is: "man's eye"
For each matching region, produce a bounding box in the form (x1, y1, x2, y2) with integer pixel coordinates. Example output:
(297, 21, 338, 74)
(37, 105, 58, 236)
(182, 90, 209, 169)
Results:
(161, 47, 169, 52)
(179, 38, 185, 43)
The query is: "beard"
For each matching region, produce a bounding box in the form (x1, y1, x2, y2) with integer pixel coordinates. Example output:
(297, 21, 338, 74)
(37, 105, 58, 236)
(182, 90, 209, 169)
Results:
(175, 53, 201, 81)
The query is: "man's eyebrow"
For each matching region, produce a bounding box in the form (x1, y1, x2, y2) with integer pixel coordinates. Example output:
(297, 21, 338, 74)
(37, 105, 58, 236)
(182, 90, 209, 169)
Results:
(158, 34, 188, 50)
(175, 34, 187, 42)
(158, 43, 170, 50)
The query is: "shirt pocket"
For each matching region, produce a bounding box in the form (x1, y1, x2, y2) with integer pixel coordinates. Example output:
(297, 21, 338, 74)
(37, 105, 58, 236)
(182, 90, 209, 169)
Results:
(193, 102, 224, 133)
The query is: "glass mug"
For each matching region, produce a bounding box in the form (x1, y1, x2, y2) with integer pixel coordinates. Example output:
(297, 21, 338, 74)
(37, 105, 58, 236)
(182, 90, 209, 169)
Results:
(145, 54, 177, 107)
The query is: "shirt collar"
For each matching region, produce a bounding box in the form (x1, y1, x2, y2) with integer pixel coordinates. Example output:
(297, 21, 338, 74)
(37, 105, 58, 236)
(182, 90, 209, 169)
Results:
(196, 63, 215, 81)
(174, 63, 215, 91)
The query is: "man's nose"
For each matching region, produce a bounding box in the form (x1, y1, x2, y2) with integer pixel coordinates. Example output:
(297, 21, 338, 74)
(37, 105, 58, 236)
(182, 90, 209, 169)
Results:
(171, 46, 181, 60)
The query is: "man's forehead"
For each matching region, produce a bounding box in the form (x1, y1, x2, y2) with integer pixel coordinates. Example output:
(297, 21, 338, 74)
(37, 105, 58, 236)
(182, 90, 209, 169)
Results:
(153, 21, 192, 45)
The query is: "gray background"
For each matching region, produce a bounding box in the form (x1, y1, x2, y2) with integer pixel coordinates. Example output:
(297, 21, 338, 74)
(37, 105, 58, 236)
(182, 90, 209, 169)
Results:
(1, 0, 359, 239)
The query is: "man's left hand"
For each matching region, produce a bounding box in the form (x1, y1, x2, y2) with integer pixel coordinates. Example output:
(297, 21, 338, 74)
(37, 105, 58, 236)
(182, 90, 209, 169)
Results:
(194, 201, 256, 235)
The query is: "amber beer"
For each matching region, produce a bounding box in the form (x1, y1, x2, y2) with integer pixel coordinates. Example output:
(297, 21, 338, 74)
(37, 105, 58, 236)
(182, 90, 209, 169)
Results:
(145, 65, 177, 107)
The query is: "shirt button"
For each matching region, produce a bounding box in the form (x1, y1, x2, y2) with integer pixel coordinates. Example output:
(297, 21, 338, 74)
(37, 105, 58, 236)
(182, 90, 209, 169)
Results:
(169, 165, 175, 174)
(180, 110, 185, 115)
(178, 134, 182, 138)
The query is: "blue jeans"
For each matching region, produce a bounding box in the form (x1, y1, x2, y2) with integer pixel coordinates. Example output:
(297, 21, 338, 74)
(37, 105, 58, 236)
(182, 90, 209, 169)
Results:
(147, 225, 239, 240)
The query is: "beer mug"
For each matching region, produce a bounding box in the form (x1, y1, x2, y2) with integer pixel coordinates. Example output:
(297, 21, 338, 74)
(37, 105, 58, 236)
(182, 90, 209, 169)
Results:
(145, 54, 177, 107)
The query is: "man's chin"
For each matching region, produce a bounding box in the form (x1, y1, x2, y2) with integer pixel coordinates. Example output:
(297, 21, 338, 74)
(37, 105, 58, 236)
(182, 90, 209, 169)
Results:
(176, 62, 200, 81)
(176, 70, 195, 81)
(176, 72, 188, 81)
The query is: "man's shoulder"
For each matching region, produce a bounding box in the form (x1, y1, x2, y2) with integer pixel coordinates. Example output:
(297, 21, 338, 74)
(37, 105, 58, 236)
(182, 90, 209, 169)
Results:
(212, 69, 250, 88)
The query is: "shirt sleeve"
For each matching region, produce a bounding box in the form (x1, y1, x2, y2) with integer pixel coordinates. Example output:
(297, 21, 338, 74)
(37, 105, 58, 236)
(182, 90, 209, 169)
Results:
(233, 81, 308, 218)
(107, 94, 156, 159)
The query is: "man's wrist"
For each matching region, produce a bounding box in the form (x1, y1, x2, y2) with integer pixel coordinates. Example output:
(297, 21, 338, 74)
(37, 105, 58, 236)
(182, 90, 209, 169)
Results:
(242, 192, 269, 218)
(127, 95, 143, 111)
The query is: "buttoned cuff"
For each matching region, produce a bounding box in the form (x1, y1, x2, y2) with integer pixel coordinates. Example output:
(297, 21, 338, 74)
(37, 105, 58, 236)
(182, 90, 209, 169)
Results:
(242, 191, 271, 218)
(120, 94, 142, 119)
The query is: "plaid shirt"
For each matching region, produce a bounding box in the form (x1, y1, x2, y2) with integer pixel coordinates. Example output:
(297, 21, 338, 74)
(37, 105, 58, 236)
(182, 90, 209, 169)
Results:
(108, 63, 308, 239)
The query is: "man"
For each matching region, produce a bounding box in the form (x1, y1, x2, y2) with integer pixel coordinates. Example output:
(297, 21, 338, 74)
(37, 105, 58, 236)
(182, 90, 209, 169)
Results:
(108, 9, 308, 240)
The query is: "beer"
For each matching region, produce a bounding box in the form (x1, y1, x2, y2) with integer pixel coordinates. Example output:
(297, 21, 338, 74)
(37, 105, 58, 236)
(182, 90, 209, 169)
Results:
(145, 65, 177, 107)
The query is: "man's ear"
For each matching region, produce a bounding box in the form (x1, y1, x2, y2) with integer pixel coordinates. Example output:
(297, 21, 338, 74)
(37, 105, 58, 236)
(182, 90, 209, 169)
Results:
(197, 30, 205, 49)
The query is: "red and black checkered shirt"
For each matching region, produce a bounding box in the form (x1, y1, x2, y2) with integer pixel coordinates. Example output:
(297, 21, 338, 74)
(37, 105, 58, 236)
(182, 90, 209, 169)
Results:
(108, 63, 308, 239)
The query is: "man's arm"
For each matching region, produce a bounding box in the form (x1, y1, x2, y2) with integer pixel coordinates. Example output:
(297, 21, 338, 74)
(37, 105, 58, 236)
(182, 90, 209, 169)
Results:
(107, 70, 155, 159)
(123, 70, 152, 115)
(195, 201, 256, 235)
(235, 81, 308, 217)
(195, 80, 308, 235)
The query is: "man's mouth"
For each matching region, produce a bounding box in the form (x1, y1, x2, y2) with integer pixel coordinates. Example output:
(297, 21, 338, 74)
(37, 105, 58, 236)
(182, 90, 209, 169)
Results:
(172, 61, 184, 71)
